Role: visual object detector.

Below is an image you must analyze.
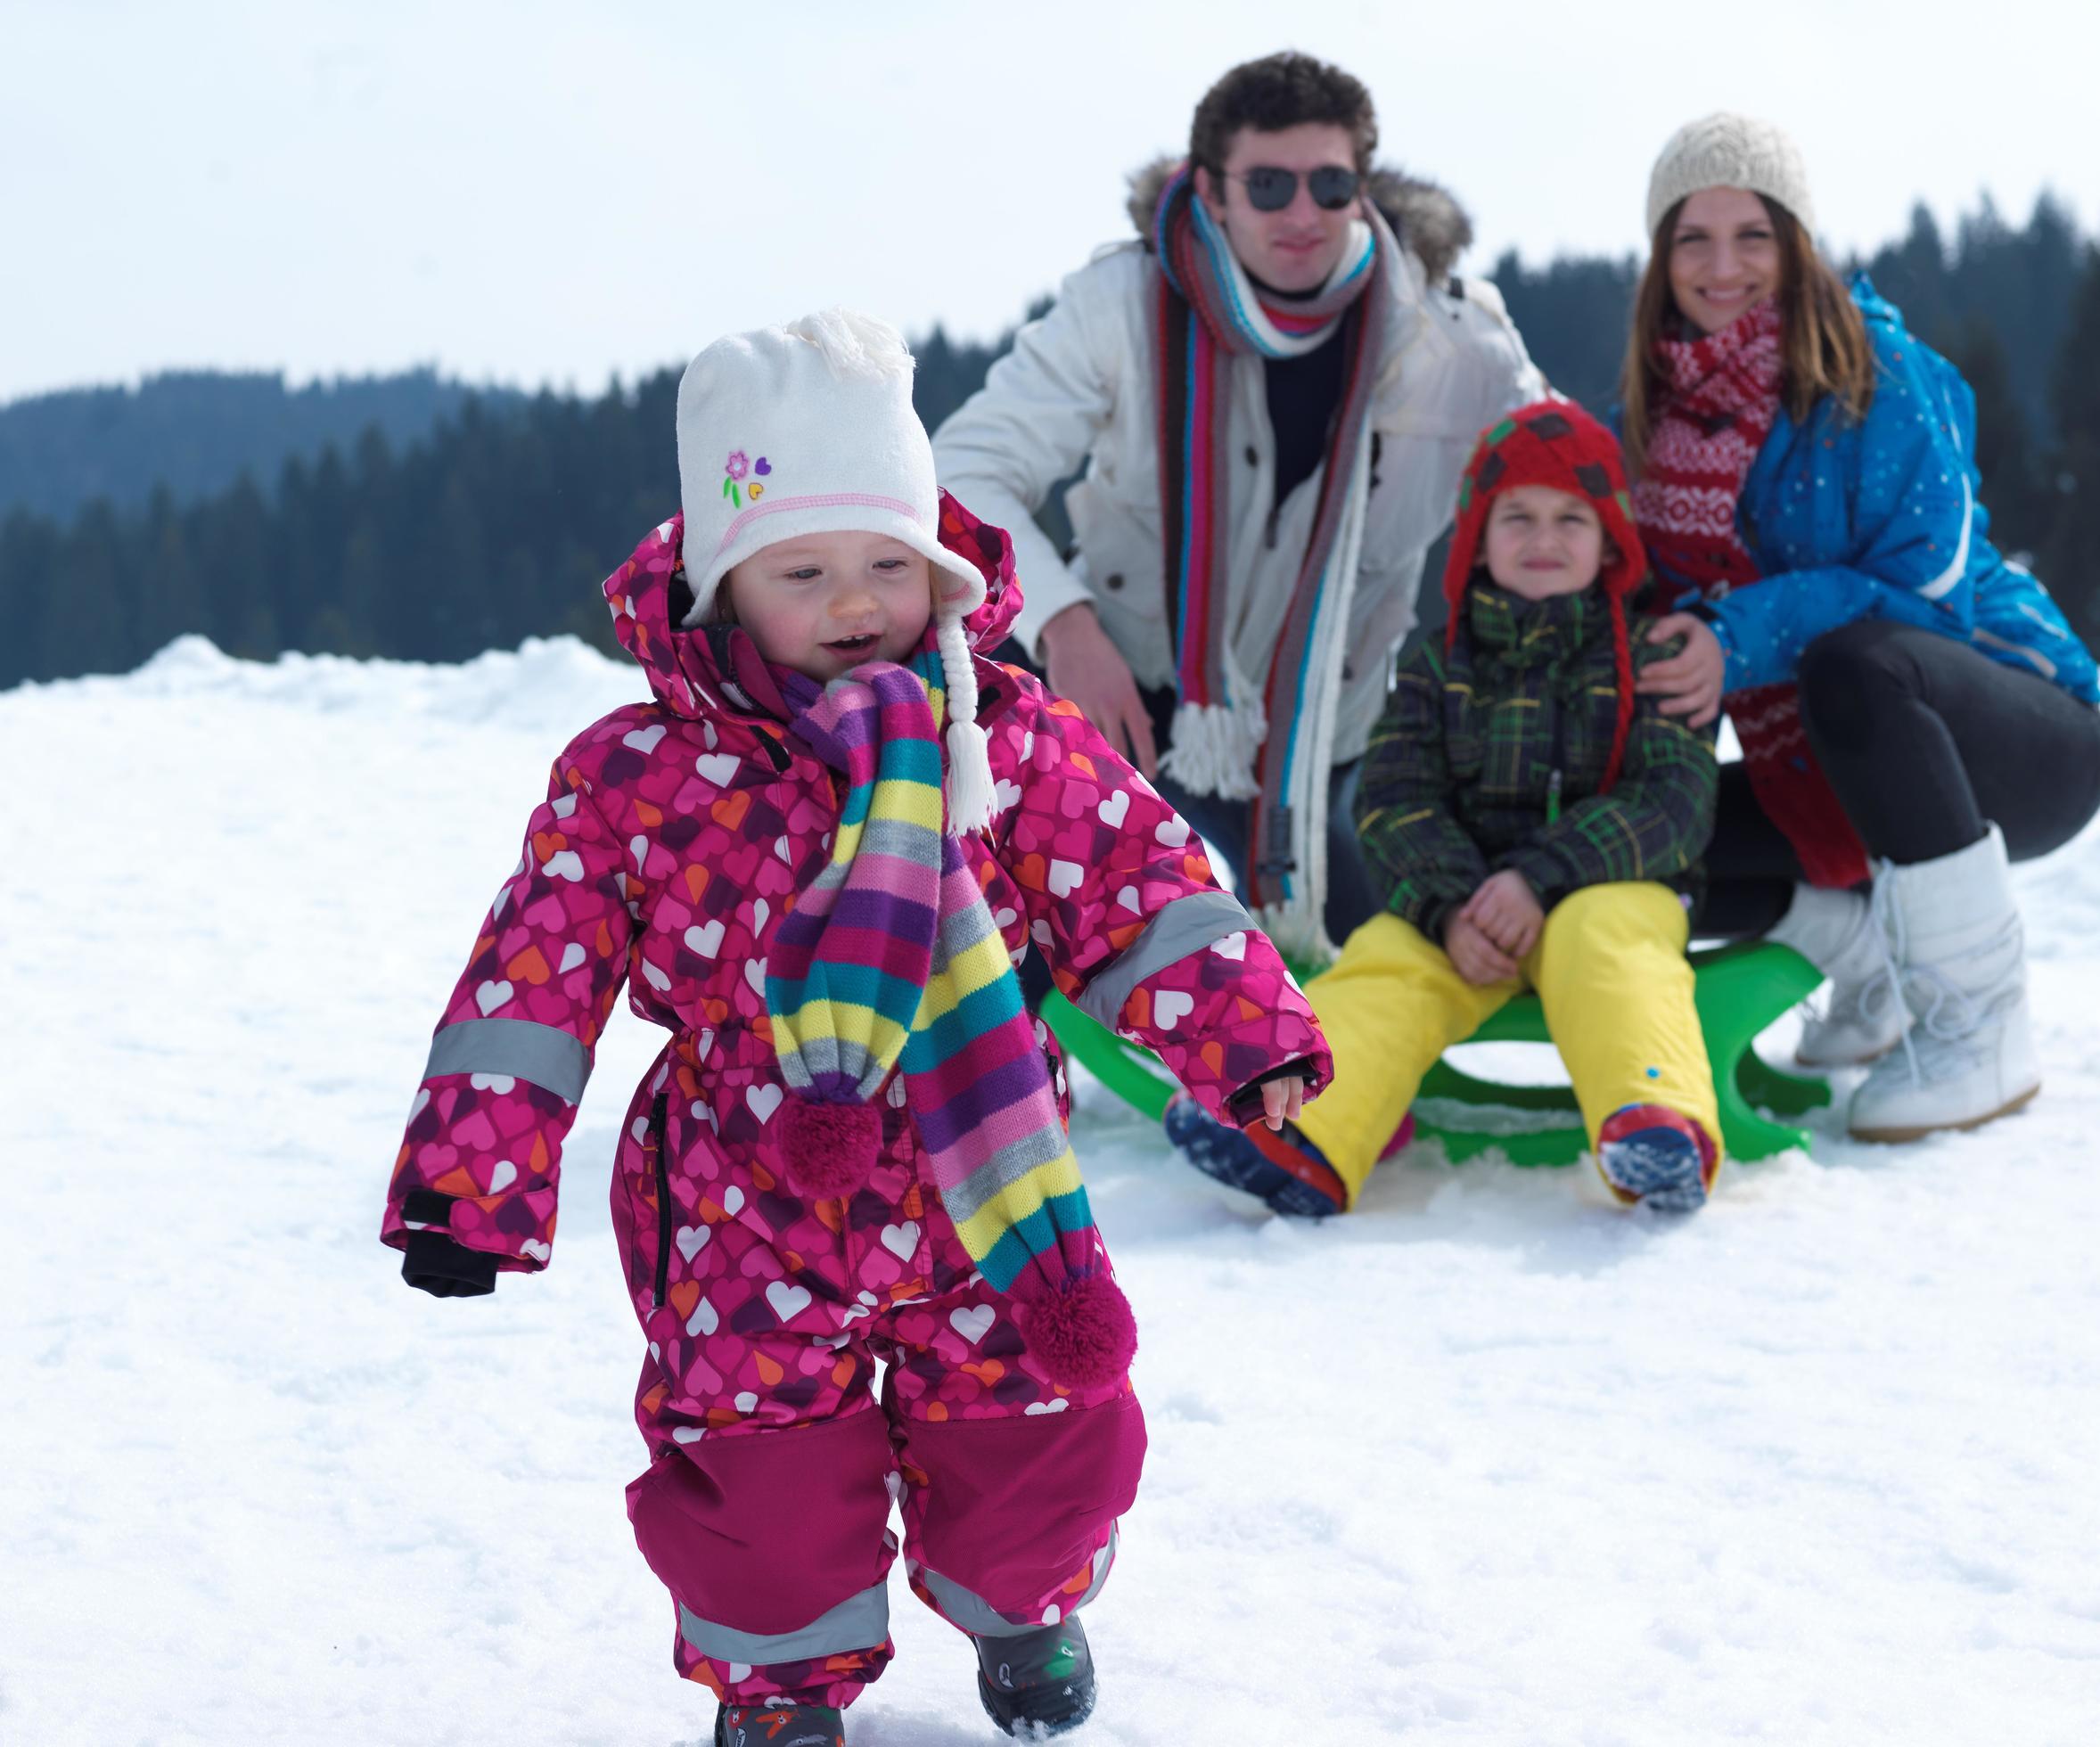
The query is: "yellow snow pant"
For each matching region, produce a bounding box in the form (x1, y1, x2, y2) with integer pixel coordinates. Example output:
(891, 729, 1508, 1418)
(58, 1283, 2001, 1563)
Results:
(1296, 882, 1720, 1205)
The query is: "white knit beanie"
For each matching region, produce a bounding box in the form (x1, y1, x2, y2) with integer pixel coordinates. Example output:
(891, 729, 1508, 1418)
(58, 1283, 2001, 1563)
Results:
(675, 308, 996, 831)
(1645, 113, 1815, 239)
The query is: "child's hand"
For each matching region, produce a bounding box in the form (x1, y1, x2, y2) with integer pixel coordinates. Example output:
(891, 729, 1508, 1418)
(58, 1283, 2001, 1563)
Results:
(1461, 870, 1545, 959)
(1446, 913, 1522, 987)
(1256, 1074, 1308, 1132)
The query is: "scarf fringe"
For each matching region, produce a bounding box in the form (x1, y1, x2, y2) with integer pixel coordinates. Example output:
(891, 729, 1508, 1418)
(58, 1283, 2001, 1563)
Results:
(1159, 699, 1264, 800)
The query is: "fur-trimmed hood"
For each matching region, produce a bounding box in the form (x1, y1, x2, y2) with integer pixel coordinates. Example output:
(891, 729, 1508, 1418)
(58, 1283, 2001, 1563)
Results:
(1124, 156, 1474, 289)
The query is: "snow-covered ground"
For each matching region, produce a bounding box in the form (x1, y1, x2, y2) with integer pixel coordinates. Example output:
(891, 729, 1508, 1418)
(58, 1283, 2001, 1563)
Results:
(6, 637, 2099, 1746)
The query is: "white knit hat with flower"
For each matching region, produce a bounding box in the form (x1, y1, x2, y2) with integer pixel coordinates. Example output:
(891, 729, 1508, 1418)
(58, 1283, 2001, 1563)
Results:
(675, 308, 996, 829)
(1645, 112, 1816, 238)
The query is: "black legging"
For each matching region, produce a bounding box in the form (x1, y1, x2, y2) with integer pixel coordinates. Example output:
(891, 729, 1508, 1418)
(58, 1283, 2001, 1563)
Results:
(1703, 619, 2100, 937)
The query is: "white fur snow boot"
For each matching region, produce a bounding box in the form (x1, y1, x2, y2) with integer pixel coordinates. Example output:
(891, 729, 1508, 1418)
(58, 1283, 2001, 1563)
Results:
(1847, 824, 2041, 1144)
(1767, 883, 1908, 1069)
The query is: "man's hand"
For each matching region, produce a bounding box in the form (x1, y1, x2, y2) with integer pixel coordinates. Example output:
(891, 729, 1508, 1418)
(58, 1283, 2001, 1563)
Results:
(1040, 602, 1158, 778)
(1446, 913, 1522, 987)
(1257, 1074, 1308, 1132)
(1636, 613, 1727, 727)
(1460, 869, 1545, 959)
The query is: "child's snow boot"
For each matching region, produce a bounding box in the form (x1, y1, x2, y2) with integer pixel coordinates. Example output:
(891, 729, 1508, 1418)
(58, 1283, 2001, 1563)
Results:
(1163, 1094, 1347, 1218)
(1768, 883, 1908, 1069)
(1596, 1105, 1716, 1212)
(974, 1617, 1095, 1737)
(1848, 824, 2040, 1142)
(713, 1702, 847, 1746)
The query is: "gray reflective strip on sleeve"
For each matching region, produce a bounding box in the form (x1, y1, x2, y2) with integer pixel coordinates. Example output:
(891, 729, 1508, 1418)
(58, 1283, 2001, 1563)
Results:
(1073, 889, 1255, 1029)
(917, 1528, 1118, 1638)
(424, 1018, 591, 1103)
(676, 1581, 890, 1663)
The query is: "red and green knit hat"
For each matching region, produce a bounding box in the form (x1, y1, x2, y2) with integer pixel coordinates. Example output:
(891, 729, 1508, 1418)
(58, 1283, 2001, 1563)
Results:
(1443, 398, 1649, 791)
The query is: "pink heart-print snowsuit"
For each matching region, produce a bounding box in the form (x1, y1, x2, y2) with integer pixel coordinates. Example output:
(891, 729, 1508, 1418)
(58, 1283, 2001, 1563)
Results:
(382, 495, 1330, 1709)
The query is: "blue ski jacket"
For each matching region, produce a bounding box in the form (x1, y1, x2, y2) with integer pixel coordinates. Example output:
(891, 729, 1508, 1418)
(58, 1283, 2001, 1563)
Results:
(1650, 275, 2098, 706)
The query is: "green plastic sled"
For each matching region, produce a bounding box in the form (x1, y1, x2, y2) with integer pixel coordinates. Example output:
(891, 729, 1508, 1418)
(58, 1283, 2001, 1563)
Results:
(1040, 939, 1831, 1167)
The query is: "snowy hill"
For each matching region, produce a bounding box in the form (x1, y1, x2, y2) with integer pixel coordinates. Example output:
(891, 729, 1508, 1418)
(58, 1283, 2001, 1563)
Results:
(5, 637, 2098, 1745)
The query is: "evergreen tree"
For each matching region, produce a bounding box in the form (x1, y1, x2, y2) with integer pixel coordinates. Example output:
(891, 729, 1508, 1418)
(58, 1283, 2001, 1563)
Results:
(2, 201, 2091, 694)
(1860, 203, 1956, 353)
(1947, 318, 2045, 558)
(139, 486, 207, 659)
(1488, 250, 1640, 414)
(2041, 245, 2100, 644)
(0, 367, 525, 522)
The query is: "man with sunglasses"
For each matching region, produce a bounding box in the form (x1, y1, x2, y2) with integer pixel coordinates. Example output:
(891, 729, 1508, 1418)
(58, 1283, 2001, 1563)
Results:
(935, 52, 1538, 959)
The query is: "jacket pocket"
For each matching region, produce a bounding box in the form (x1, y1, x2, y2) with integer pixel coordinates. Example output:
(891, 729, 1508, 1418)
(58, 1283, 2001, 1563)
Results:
(647, 1091, 671, 1308)
(1067, 486, 1168, 618)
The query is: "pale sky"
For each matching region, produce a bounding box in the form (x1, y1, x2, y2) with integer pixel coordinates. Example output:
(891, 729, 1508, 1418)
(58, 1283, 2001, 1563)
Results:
(4, 0, 2096, 405)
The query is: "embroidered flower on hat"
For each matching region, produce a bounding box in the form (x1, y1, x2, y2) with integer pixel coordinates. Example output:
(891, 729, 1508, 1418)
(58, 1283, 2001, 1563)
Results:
(720, 451, 771, 508)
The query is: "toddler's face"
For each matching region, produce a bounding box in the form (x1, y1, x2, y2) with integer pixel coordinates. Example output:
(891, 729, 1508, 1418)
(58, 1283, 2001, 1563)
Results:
(1481, 486, 1606, 602)
(721, 530, 934, 678)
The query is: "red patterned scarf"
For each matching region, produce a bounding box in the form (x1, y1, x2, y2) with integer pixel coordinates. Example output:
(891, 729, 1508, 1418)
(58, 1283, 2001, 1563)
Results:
(1632, 299, 1869, 888)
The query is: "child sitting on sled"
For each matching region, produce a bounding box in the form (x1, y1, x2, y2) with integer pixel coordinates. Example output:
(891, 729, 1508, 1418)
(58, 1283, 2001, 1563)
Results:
(1167, 399, 1720, 1215)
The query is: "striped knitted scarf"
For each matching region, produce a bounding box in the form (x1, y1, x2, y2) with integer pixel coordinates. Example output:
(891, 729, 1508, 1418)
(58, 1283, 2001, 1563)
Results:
(1633, 299, 1868, 888)
(1151, 163, 1389, 958)
(766, 643, 1134, 1387)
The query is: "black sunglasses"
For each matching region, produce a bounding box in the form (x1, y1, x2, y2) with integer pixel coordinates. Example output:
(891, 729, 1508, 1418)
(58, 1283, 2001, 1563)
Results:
(1230, 165, 1362, 213)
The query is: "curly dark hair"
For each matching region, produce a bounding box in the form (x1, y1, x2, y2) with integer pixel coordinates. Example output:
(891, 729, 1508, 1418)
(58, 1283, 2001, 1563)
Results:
(1188, 52, 1378, 177)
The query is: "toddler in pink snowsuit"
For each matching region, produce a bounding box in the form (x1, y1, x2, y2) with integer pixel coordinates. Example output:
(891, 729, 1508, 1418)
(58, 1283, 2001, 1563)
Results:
(382, 310, 1329, 1743)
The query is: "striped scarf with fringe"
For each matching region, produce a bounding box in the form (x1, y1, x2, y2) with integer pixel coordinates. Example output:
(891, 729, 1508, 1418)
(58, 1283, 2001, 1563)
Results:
(767, 646, 1128, 1368)
(1151, 162, 1389, 957)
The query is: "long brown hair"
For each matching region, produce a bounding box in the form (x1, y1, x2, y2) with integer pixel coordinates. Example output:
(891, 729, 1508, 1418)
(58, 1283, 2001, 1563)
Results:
(1619, 194, 1876, 478)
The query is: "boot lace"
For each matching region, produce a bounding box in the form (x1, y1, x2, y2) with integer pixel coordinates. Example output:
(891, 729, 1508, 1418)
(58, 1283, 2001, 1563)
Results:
(1798, 959, 1902, 1034)
(1869, 866, 2022, 1087)
(1794, 880, 1899, 1044)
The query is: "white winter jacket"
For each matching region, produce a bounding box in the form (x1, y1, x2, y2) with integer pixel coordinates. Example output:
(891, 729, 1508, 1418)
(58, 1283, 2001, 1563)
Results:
(933, 164, 1542, 763)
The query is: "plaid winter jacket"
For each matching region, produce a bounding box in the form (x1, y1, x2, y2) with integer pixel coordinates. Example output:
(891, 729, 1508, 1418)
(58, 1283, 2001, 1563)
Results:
(1355, 583, 1718, 944)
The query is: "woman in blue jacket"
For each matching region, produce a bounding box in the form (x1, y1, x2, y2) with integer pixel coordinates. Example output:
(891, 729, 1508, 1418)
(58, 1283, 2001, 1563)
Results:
(1625, 114, 2100, 1144)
